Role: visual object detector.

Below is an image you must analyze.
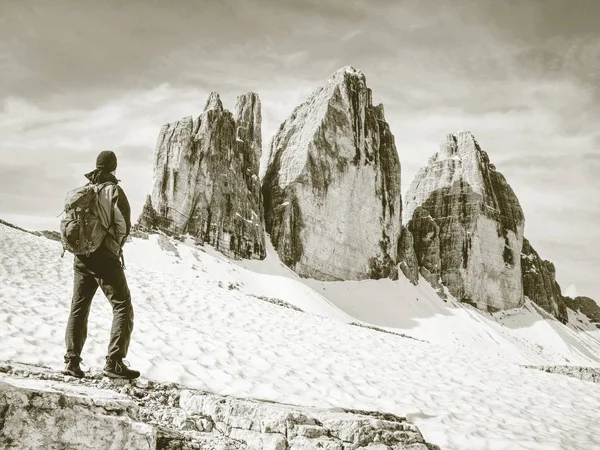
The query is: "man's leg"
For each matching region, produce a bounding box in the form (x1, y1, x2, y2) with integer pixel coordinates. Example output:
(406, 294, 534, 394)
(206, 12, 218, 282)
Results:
(96, 256, 139, 379)
(96, 258, 134, 361)
(65, 258, 98, 362)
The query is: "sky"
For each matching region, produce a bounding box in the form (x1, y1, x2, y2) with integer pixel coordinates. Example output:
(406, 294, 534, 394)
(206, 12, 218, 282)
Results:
(0, 0, 598, 300)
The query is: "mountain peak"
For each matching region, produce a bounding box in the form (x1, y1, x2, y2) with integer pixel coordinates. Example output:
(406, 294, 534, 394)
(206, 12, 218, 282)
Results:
(262, 66, 401, 281)
(404, 133, 525, 310)
(204, 92, 223, 112)
(328, 65, 366, 84)
(138, 91, 266, 260)
(438, 130, 481, 160)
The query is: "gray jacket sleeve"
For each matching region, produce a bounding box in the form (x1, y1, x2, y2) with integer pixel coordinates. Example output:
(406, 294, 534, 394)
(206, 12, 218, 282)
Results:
(99, 184, 129, 248)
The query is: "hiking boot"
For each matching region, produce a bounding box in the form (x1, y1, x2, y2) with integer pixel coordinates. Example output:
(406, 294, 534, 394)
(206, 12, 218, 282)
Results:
(62, 356, 85, 378)
(103, 357, 140, 379)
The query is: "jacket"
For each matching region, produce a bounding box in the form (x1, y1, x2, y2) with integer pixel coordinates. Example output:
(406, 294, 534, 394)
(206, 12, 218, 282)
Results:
(85, 170, 131, 257)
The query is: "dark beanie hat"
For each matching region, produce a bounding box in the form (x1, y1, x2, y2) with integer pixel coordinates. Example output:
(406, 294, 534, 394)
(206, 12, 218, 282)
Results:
(96, 150, 118, 172)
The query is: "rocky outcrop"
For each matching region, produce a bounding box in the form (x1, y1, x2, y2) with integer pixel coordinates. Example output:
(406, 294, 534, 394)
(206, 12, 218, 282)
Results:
(397, 228, 419, 285)
(564, 296, 600, 325)
(262, 66, 402, 281)
(0, 362, 440, 450)
(138, 92, 266, 260)
(404, 208, 441, 290)
(403, 131, 525, 310)
(181, 390, 439, 450)
(0, 373, 156, 449)
(520, 240, 600, 325)
(521, 238, 568, 323)
(0, 219, 61, 242)
(524, 365, 600, 383)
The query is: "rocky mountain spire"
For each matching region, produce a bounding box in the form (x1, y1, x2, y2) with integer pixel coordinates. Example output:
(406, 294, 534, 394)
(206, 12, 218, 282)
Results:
(403, 131, 525, 310)
(204, 92, 223, 111)
(262, 66, 402, 280)
(521, 239, 600, 325)
(521, 238, 569, 322)
(235, 92, 262, 169)
(137, 92, 266, 260)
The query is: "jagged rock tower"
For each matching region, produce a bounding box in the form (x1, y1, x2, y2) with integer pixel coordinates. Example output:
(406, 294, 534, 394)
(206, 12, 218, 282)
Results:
(262, 66, 402, 280)
(521, 238, 569, 322)
(138, 92, 266, 259)
(403, 131, 525, 310)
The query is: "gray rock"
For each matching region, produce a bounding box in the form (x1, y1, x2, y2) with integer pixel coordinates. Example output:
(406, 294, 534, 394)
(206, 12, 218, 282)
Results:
(180, 391, 440, 449)
(521, 238, 568, 322)
(397, 227, 419, 285)
(229, 428, 287, 450)
(407, 208, 441, 286)
(564, 296, 600, 324)
(197, 417, 213, 432)
(404, 131, 525, 310)
(289, 436, 344, 449)
(262, 66, 402, 281)
(138, 92, 266, 260)
(0, 378, 156, 450)
(0, 219, 61, 243)
(524, 365, 600, 383)
(1, 362, 440, 450)
(172, 412, 198, 431)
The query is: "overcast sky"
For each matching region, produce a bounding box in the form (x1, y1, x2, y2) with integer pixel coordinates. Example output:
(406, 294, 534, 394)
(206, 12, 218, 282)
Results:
(0, 0, 598, 300)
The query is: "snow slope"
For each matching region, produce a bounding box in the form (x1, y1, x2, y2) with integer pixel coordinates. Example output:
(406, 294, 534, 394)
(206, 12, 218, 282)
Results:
(1, 222, 599, 450)
(305, 278, 600, 367)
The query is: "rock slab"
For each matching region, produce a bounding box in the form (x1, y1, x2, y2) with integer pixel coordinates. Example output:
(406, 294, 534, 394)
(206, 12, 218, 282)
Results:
(262, 66, 402, 281)
(180, 390, 440, 450)
(0, 376, 156, 450)
(404, 131, 525, 310)
(138, 92, 266, 260)
(0, 362, 440, 450)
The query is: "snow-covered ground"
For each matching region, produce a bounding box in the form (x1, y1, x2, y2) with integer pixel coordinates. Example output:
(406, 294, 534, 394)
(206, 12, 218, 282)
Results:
(1, 222, 599, 450)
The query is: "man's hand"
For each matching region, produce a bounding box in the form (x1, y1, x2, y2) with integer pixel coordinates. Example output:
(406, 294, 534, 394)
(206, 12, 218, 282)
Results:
(119, 247, 126, 269)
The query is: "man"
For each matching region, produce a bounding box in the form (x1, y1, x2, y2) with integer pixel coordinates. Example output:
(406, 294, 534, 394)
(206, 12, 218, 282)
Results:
(63, 150, 140, 379)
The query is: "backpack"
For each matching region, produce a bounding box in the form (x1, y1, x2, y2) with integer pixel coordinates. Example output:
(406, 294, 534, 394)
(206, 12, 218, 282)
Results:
(60, 183, 111, 257)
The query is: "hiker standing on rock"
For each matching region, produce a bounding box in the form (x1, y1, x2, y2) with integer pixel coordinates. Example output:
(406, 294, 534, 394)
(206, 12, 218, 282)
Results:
(61, 150, 140, 379)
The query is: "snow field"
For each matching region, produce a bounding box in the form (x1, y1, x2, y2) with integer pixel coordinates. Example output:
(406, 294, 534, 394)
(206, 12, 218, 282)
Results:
(1, 223, 600, 450)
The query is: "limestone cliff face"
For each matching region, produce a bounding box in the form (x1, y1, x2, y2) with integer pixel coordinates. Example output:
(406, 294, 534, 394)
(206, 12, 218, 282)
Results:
(138, 92, 266, 259)
(521, 239, 600, 324)
(404, 131, 525, 310)
(521, 238, 568, 323)
(262, 66, 402, 281)
(397, 227, 419, 285)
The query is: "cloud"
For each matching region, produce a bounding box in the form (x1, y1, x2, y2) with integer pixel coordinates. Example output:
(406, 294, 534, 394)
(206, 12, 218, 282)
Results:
(563, 285, 577, 298)
(0, 84, 214, 226)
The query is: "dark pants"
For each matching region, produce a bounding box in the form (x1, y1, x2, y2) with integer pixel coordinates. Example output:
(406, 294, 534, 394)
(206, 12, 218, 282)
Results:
(65, 248, 134, 362)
